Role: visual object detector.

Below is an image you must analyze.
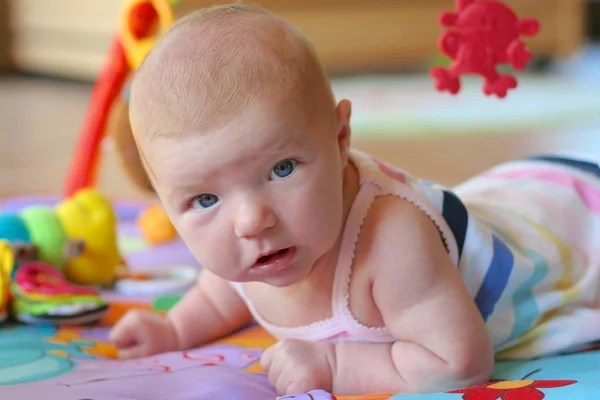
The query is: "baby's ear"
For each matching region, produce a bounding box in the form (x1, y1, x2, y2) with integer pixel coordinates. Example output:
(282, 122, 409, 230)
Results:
(336, 99, 352, 166)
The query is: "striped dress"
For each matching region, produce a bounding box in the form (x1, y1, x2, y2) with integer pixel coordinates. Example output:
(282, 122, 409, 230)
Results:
(356, 150, 600, 359)
(446, 154, 600, 359)
(375, 152, 600, 360)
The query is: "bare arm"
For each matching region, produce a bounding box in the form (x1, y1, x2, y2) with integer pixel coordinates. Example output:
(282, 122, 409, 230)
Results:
(110, 269, 252, 358)
(169, 270, 253, 350)
(332, 196, 494, 394)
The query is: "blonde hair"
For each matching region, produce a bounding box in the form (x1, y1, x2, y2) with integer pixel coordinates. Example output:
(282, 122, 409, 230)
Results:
(129, 3, 336, 141)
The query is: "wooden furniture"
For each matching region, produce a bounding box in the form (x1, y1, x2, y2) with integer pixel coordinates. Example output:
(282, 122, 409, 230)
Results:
(0, 0, 10, 71)
(5, 0, 587, 80)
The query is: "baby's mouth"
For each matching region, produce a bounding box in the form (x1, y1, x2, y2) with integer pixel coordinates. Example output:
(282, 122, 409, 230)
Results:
(253, 248, 291, 267)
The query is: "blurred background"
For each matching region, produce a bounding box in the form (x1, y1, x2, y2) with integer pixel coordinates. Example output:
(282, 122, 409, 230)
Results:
(0, 0, 598, 200)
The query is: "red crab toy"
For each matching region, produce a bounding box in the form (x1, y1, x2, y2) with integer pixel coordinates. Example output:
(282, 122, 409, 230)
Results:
(430, 0, 540, 98)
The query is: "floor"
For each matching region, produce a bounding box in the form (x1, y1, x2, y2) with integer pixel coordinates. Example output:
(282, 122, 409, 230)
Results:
(0, 46, 598, 200)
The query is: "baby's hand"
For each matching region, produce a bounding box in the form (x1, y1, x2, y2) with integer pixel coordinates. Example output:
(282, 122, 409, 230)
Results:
(260, 339, 335, 395)
(109, 309, 179, 359)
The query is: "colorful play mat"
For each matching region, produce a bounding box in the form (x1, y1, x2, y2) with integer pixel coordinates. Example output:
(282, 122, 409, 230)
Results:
(334, 73, 600, 139)
(3, 196, 600, 400)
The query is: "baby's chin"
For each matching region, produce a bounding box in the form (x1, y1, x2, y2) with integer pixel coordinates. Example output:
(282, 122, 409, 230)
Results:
(221, 270, 307, 287)
(255, 265, 315, 289)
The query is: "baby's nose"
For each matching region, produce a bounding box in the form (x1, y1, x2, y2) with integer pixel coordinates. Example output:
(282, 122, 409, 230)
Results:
(234, 199, 277, 239)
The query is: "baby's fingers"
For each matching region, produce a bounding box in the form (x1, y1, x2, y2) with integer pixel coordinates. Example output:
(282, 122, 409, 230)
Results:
(259, 342, 279, 372)
(109, 310, 148, 349)
(117, 343, 153, 360)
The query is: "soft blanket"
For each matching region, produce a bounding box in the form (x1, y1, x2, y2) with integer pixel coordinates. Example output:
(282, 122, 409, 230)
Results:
(1, 197, 598, 400)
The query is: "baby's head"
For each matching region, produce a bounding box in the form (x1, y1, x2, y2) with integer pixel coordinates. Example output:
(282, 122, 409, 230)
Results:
(130, 4, 353, 287)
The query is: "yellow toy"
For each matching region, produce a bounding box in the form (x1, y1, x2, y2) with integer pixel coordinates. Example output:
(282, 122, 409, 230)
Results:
(55, 188, 123, 287)
(0, 240, 14, 323)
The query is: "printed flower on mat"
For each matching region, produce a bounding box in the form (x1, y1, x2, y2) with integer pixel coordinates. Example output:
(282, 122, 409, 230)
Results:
(448, 372, 576, 400)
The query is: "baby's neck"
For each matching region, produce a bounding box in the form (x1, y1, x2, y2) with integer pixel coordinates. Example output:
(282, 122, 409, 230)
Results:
(341, 159, 360, 223)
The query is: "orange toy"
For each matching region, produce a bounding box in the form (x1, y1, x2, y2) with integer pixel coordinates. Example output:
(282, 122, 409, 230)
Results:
(137, 203, 178, 244)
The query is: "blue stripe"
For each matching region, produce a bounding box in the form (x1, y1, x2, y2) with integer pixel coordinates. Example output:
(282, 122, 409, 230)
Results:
(528, 155, 600, 179)
(441, 190, 468, 260)
(487, 223, 548, 344)
(508, 248, 548, 341)
(474, 235, 514, 321)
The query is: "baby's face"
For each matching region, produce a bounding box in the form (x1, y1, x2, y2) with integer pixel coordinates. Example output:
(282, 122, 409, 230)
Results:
(144, 99, 347, 287)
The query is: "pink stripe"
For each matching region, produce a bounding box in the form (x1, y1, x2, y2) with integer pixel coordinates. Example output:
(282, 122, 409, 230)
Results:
(370, 157, 406, 183)
(483, 167, 600, 216)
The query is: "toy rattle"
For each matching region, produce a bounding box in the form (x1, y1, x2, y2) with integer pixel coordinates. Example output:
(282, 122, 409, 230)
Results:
(430, 0, 540, 98)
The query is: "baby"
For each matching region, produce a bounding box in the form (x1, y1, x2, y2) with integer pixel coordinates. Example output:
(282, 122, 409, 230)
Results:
(109, 3, 600, 396)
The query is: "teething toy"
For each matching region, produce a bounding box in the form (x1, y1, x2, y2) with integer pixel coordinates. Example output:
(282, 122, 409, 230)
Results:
(429, 0, 540, 98)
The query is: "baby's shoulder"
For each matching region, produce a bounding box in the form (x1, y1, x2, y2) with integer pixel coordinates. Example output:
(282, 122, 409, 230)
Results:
(354, 194, 449, 276)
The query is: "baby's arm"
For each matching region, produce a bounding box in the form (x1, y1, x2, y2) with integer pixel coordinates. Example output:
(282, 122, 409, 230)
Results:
(110, 270, 252, 358)
(168, 270, 253, 350)
(332, 197, 494, 394)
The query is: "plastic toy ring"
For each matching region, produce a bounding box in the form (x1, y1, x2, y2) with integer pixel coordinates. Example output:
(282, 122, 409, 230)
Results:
(115, 265, 198, 296)
(119, 0, 174, 70)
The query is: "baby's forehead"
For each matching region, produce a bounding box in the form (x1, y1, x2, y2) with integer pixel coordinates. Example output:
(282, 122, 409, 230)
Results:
(129, 8, 334, 140)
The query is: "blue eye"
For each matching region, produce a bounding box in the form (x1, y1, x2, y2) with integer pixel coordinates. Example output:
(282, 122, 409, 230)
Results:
(270, 159, 297, 180)
(190, 194, 219, 210)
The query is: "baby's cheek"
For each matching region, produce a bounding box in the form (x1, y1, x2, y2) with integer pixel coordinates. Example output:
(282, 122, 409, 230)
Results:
(182, 226, 240, 279)
(292, 174, 343, 250)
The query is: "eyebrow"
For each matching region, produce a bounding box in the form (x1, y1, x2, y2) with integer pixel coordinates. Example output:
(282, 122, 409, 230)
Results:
(265, 129, 308, 153)
(165, 177, 211, 204)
